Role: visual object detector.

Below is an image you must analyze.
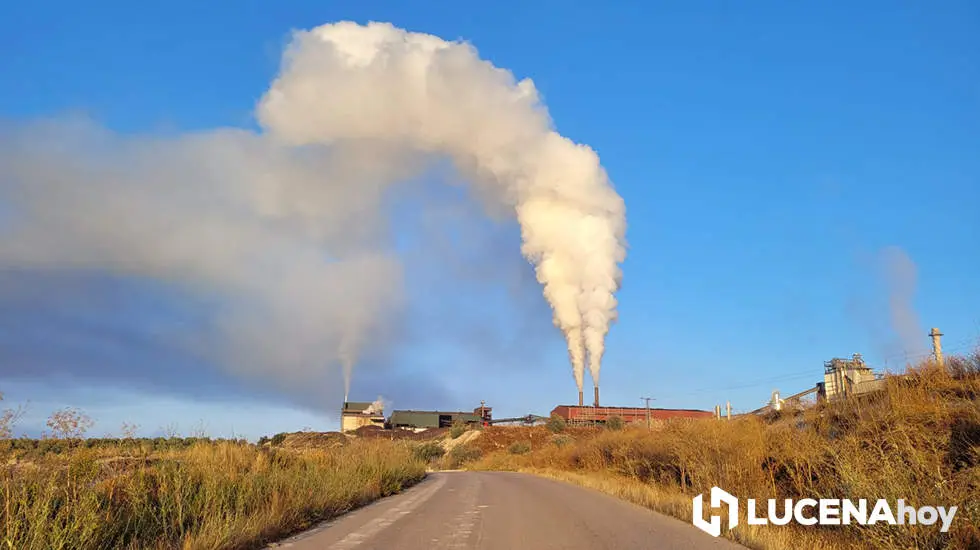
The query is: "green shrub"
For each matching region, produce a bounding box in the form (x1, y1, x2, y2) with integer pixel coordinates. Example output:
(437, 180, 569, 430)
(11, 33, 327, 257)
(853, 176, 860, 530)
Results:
(508, 441, 531, 455)
(605, 416, 624, 431)
(546, 414, 566, 433)
(413, 441, 445, 462)
(449, 420, 467, 439)
(551, 434, 573, 448)
(445, 443, 482, 468)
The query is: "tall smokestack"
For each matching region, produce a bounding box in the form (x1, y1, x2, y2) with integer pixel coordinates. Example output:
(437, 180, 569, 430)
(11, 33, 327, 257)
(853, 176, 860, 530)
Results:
(578, 390, 583, 407)
(594, 386, 600, 408)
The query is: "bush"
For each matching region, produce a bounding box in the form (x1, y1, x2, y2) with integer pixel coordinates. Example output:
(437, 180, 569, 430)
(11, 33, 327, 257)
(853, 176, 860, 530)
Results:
(605, 415, 624, 431)
(546, 414, 566, 434)
(450, 420, 467, 439)
(270, 432, 287, 446)
(445, 443, 482, 469)
(551, 434, 573, 448)
(508, 441, 531, 455)
(413, 441, 445, 462)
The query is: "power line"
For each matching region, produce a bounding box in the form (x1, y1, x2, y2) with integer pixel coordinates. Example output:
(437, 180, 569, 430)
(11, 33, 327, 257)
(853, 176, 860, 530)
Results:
(673, 370, 817, 396)
(670, 331, 979, 402)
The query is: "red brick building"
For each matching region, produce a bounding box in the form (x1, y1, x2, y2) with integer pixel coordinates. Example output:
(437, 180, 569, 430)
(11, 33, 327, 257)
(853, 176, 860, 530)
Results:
(550, 405, 714, 425)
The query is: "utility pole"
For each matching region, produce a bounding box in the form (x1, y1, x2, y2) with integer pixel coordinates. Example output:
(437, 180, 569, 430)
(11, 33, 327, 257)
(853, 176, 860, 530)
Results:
(640, 397, 654, 430)
(725, 401, 732, 420)
(930, 327, 944, 367)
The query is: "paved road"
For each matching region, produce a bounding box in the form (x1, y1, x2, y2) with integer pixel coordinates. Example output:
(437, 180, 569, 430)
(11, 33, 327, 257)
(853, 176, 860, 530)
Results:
(268, 471, 744, 550)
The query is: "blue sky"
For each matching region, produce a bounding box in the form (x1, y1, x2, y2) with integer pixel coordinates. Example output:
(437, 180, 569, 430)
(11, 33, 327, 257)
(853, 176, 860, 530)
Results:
(1, 1, 977, 439)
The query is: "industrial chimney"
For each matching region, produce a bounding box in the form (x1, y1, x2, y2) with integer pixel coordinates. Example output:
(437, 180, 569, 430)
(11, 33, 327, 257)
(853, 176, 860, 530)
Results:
(578, 390, 584, 407)
(929, 327, 944, 367)
(594, 386, 600, 408)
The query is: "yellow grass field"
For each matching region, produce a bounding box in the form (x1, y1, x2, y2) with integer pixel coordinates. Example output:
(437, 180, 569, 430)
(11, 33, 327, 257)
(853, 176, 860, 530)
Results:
(0, 438, 425, 550)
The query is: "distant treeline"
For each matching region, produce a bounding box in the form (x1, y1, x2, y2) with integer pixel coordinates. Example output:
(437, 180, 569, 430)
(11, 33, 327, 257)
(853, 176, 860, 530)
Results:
(0, 436, 250, 455)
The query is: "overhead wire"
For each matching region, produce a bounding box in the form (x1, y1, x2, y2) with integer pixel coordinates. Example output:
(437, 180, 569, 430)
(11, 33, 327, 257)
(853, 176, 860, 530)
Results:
(671, 332, 978, 404)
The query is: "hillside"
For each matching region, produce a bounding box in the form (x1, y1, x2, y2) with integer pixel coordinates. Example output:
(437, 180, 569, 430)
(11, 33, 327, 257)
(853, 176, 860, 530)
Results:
(447, 353, 980, 550)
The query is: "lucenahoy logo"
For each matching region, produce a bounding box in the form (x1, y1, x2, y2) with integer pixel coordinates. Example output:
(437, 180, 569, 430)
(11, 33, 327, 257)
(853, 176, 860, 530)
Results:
(692, 487, 957, 537)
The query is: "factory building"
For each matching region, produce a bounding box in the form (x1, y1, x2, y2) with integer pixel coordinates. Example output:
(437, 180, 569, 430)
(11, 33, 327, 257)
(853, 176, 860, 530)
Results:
(340, 401, 386, 432)
(388, 406, 492, 431)
(550, 405, 713, 426)
(818, 354, 885, 401)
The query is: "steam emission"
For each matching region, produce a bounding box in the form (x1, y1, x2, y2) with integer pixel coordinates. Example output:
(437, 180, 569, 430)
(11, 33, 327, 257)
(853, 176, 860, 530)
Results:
(0, 21, 627, 402)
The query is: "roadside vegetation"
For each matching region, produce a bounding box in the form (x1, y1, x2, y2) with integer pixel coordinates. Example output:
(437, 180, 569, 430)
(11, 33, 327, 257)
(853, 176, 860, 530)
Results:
(2, 351, 976, 550)
(0, 402, 426, 550)
(461, 352, 980, 550)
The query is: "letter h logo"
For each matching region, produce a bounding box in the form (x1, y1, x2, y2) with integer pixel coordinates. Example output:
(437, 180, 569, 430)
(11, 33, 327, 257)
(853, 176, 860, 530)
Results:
(692, 487, 739, 537)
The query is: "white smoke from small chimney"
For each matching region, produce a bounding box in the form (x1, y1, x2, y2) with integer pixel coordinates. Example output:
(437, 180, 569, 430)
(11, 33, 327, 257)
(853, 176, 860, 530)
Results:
(363, 396, 386, 415)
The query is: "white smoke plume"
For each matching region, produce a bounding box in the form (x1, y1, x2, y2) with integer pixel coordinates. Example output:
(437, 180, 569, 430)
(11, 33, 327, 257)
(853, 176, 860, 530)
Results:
(259, 21, 627, 393)
(363, 396, 387, 415)
(0, 21, 626, 400)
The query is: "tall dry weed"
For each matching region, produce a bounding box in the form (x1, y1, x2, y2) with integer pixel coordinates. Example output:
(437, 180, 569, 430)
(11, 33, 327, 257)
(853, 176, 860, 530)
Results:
(0, 439, 425, 550)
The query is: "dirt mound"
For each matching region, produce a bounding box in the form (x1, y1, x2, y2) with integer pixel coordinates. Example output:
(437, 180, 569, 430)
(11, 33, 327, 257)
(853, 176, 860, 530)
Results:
(278, 431, 348, 449)
(350, 425, 450, 441)
(351, 425, 387, 437)
(473, 425, 598, 453)
(443, 428, 481, 451)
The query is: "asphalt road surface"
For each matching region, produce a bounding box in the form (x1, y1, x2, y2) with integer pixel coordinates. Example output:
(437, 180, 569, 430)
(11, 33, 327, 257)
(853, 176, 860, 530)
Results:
(268, 471, 744, 550)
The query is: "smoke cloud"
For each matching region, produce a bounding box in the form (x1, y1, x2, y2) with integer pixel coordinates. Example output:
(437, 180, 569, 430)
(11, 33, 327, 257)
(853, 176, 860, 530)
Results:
(878, 246, 926, 359)
(0, 21, 626, 402)
(362, 396, 386, 416)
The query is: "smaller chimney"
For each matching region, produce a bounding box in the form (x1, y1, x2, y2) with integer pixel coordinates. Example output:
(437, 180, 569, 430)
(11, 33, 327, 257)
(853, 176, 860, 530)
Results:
(929, 327, 944, 367)
(578, 390, 584, 407)
(594, 386, 600, 408)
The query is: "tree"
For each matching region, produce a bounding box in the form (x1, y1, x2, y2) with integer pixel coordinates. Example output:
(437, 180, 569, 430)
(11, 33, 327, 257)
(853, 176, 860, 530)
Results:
(120, 422, 139, 440)
(46, 407, 94, 439)
(0, 393, 26, 439)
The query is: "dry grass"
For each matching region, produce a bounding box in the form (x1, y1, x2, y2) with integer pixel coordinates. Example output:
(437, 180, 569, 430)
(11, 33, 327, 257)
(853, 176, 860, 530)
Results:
(0, 438, 426, 550)
(469, 354, 980, 550)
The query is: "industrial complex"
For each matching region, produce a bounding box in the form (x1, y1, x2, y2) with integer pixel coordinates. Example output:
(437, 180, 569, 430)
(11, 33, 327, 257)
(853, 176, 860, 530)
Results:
(342, 327, 954, 431)
(340, 400, 713, 432)
(342, 402, 493, 432)
(339, 392, 717, 433)
(340, 351, 894, 432)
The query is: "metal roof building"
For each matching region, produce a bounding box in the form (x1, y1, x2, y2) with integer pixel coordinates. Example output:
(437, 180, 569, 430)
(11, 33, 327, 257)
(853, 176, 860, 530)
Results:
(387, 409, 486, 430)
